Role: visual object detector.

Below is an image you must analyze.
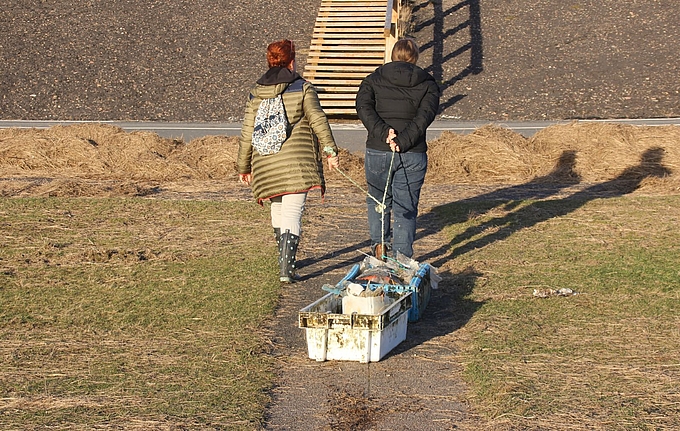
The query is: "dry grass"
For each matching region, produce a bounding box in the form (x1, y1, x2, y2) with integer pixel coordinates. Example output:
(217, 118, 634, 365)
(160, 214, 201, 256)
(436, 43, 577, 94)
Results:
(2, 122, 679, 198)
(432, 194, 680, 429)
(427, 122, 680, 193)
(0, 198, 279, 429)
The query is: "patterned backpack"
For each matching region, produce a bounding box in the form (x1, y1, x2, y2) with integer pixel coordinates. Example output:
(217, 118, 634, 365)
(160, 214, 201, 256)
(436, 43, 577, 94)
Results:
(251, 94, 288, 156)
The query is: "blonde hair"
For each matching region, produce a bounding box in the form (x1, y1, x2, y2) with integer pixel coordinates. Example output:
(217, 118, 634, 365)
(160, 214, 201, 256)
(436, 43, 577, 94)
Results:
(391, 38, 419, 64)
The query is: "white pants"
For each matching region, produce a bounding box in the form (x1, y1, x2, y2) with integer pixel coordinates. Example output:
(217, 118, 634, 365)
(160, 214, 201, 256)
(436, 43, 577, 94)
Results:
(270, 192, 307, 236)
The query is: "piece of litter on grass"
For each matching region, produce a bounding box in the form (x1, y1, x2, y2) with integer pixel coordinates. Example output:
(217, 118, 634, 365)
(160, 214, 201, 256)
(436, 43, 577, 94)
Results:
(533, 287, 578, 298)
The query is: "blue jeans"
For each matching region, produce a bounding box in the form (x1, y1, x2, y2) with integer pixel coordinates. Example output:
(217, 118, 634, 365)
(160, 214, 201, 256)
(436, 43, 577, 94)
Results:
(364, 148, 428, 258)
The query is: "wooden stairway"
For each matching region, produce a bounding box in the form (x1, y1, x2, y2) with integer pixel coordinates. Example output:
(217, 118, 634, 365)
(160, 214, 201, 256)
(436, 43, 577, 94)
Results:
(304, 0, 397, 116)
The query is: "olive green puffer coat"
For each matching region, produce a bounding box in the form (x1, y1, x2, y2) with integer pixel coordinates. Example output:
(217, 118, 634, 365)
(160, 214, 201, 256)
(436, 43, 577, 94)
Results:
(237, 68, 338, 205)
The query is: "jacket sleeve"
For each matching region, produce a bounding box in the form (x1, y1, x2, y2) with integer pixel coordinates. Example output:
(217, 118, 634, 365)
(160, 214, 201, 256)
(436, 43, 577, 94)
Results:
(237, 94, 256, 174)
(303, 83, 338, 156)
(355, 78, 392, 144)
(394, 79, 440, 152)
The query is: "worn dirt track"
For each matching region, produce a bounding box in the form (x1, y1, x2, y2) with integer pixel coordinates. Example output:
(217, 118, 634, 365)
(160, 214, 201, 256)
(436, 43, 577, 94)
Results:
(264, 185, 475, 431)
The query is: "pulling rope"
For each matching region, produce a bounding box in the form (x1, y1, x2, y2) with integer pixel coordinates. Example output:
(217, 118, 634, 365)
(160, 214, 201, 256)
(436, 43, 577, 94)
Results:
(333, 166, 385, 212)
(333, 151, 397, 259)
(380, 151, 396, 257)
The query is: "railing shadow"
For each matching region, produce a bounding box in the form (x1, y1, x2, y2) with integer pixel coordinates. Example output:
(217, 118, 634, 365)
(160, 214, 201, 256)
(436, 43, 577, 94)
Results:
(410, 0, 483, 112)
(421, 147, 672, 268)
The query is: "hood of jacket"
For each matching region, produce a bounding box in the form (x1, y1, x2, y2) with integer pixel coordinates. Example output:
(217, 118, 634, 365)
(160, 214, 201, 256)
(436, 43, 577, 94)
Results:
(376, 61, 433, 88)
(251, 67, 303, 99)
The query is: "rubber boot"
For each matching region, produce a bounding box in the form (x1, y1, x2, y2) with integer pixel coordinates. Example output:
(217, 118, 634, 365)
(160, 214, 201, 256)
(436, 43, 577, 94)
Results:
(279, 229, 300, 283)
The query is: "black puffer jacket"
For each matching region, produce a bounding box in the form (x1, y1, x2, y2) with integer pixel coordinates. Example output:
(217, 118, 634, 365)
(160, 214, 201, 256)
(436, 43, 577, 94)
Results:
(355, 61, 440, 153)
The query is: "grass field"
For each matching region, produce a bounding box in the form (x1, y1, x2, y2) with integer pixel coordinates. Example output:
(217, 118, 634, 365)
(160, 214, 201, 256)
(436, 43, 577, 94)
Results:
(1, 193, 679, 430)
(434, 194, 680, 429)
(0, 198, 279, 430)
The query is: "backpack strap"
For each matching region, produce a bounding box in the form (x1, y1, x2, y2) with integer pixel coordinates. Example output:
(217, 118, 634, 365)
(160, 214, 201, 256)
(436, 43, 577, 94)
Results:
(284, 78, 306, 94)
(249, 78, 306, 101)
(280, 78, 307, 132)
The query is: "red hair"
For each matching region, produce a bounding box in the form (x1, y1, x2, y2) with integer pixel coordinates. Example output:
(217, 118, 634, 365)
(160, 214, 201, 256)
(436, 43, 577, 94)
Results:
(266, 39, 295, 68)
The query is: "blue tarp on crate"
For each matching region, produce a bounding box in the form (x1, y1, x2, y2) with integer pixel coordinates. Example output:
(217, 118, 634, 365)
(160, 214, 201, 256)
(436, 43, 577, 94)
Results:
(322, 254, 438, 322)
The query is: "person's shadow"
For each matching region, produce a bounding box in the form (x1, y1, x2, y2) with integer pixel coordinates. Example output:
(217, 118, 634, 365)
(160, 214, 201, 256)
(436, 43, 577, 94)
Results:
(301, 148, 671, 349)
(389, 151, 580, 346)
(426, 147, 671, 267)
(385, 147, 671, 349)
(417, 149, 582, 264)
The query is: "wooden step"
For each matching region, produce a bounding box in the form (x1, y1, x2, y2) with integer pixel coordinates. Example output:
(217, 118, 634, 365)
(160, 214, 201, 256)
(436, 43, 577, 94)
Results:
(309, 44, 384, 51)
(306, 61, 382, 68)
(320, 2, 385, 5)
(314, 86, 360, 93)
(313, 21, 384, 27)
(305, 64, 379, 71)
(318, 9, 385, 14)
(316, 100, 360, 108)
(323, 108, 360, 115)
(313, 32, 384, 39)
(318, 93, 358, 99)
(316, 16, 383, 22)
(307, 74, 373, 80)
(305, 0, 392, 116)
(307, 51, 384, 58)
(307, 79, 364, 85)
(320, 0, 385, 4)
(318, 8, 384, 12)
(311, 38, 385, 45)
(306, 70, 373, 76)
(313, 31, 383, 36)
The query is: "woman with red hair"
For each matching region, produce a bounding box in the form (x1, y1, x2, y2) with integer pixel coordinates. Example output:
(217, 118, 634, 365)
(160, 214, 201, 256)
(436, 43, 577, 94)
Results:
(238, 39, 339, 283)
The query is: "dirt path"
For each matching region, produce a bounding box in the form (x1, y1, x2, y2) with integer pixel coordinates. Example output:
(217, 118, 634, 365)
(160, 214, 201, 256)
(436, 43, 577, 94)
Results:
(262, 184, 488, 430)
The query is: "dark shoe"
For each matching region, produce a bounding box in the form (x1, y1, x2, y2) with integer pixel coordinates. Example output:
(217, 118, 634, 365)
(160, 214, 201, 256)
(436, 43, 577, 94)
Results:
(279, 230, 300, 283)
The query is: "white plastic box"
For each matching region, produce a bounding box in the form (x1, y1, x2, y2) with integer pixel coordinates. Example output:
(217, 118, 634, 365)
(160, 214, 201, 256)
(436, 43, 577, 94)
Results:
(299, 291, 412, 363)
(341, 294, 393, 315)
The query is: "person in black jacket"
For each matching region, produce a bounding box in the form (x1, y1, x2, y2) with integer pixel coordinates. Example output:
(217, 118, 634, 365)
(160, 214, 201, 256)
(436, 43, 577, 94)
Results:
(355, 38, 440, 259)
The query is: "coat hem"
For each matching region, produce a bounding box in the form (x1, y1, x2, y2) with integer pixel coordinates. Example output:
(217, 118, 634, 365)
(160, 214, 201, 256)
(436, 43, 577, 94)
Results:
(257, 185, 325, 206)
